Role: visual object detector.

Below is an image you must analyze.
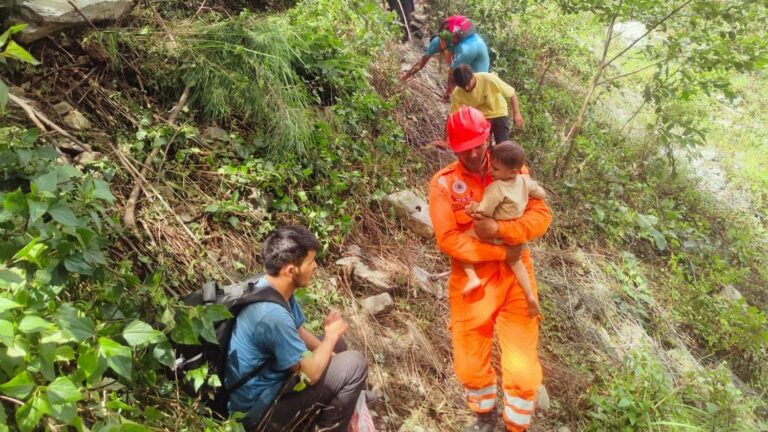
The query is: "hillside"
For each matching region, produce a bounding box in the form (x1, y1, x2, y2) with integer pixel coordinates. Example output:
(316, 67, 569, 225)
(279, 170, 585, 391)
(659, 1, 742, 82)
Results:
(1, 0, 767, 431)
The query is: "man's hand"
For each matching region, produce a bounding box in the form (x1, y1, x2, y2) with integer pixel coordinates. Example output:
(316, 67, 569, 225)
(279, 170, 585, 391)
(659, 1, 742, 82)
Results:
(442, 91, 451, 102)
(324, 317, 348, 340)
(324, 310, 343, 327)
(513, 113, 524, 129)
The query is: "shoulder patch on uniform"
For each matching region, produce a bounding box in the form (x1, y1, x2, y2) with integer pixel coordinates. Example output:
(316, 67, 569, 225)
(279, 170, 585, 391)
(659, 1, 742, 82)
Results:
(452, 179, 468, 194)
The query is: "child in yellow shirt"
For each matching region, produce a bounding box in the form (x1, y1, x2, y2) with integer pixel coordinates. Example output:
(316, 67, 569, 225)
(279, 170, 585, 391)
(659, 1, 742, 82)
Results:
(465, 141, 546, 317)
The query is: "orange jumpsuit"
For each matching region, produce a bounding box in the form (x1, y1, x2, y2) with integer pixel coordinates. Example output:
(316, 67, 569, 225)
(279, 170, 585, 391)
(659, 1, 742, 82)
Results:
(428, 156, 552, 431)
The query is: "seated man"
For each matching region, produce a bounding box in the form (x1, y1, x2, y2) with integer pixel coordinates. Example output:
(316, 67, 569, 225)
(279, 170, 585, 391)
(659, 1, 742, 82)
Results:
(225, 225, 368, 431)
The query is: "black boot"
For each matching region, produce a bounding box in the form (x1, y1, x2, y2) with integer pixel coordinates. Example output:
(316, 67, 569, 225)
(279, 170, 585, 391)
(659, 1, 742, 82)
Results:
(463, 410, 499, 432)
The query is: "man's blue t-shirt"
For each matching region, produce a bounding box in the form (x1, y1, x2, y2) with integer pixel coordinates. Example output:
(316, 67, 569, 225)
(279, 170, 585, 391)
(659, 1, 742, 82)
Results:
(225, 277, 307, 423)
(425, 33, 490, 73)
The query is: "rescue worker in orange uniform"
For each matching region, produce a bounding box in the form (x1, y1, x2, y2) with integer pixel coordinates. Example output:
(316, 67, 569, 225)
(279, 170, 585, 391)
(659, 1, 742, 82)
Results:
(428, 107, 552, 432)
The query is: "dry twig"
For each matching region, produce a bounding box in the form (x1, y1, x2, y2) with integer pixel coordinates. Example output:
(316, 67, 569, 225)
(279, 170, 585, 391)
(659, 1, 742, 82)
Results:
(8, 93, 91, 152)
(123, 85, 191, 230)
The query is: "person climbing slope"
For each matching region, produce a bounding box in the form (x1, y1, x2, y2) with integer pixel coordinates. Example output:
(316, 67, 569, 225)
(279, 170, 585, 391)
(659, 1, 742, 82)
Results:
(400, 15, 490, 100)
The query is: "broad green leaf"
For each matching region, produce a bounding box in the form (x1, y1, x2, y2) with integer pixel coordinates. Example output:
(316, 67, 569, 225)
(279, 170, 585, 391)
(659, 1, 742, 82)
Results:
(27, 199, 48, 225)
(92, 179, 114, 203)
(55, 345, 75, 361)
(0, 296, 22, 313)
(48, 202, 78, 226)
(56, 304, 95, 341)
(16, 394, 49, 432)
(0, 268, 24, 288)
(0, 319, 13, 345)
(98, 337, 131, 357)
(197, 315, 218, 344)
(2, 40, 41, 65)
(170, 315, 199, 345)
(18, 315, 55, 333)
(99, 337, 132, 379)
(64, 255, 94, 275)
(12, 238, 47, 265)
(0, 371, 34, 398)
(31, 170, 57, 194)
(0, 24, 28, 48)
(106, 354, 132, 380)
(49, 399, 76, 423)
(122, 320, 163, 347)
(648, 228, 668, 251)
(78, 347, 107, 384)
(37, 342, 56, 381)
(0, 79, 7, 113)
(47, 376, 83, 403)
(152, 341, 175, 368)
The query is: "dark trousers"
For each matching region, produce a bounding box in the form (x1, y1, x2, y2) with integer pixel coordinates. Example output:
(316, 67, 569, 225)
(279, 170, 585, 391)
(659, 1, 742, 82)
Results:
(490, 116, 510, 145)
(252, 340, 367, 432)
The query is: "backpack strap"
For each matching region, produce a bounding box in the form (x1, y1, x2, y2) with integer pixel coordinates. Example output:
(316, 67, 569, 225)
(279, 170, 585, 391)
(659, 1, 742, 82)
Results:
(221, 284, 293, 398)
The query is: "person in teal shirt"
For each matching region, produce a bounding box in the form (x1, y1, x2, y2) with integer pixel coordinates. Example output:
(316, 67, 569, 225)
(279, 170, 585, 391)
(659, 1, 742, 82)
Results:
(400, 16, 490, 99)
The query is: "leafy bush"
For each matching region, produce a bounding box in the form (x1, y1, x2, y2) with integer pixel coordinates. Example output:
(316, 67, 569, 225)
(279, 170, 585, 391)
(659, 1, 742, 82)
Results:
(587, 353, 766, 431)
(0, 127, 232, 430)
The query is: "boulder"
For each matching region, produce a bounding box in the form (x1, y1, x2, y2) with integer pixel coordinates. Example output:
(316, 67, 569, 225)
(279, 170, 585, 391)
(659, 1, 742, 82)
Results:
(63, 110, 91, 130)
(383, 190, 433, 238)
(336, 255, 392, 291)
(717, 285, 743, 302)
(203, 126, 229, 142)
(360, 293, 394, 316)
(411, 266, 445, 298)
(15, 0, 135, 43)
(535, 384, 551, 411)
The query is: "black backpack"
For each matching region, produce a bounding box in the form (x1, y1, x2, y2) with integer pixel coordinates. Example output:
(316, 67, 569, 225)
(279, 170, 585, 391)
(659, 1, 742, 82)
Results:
(173, 275, 291, 418)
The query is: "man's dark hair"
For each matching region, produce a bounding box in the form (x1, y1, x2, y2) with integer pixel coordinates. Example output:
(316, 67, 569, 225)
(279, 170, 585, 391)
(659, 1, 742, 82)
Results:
(262, 225, 320, 276)
(453, 64, 475, 88)
(491, 141, 525, 169)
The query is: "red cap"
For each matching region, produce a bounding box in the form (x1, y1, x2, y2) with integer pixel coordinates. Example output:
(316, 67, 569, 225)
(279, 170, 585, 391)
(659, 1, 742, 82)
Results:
(446, 106, 490, 152)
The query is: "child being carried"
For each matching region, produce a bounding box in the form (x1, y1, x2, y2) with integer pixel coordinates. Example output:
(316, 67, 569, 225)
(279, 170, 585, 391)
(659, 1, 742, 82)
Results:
(464, 141, 546, 318)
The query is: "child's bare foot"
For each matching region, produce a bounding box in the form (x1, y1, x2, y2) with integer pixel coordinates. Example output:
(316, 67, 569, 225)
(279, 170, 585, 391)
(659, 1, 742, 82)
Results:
(462, 278, 482, 296)
(527, 298, 540, 318)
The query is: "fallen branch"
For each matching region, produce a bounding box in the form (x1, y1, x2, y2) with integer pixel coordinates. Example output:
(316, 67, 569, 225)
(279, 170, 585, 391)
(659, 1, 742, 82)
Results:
(122, 85, 191, 231)
(8, 93, 91, 152)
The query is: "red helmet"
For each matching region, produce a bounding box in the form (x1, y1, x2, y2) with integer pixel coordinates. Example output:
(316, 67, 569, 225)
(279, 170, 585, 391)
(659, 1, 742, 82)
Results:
(446, 106, 490, 152)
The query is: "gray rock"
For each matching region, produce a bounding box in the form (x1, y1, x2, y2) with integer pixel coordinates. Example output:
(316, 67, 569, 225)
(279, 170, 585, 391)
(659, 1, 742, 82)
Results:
(335, 255, 392, 291)
(536, 384, 550, 411)
(53, 101, 74, 116)
(360, 293, 394, 316)
(718, 285, 743, 302)
(411, 266, 444, 298)
(383, 190, 433, 238)
(63, 110, 91, 130)
(15, 0, 135, 43)
(203, 126, 229, 142)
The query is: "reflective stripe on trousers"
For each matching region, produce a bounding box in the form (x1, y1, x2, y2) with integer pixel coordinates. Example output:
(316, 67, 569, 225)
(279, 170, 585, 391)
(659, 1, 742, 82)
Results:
(465, 384, 497, 413)
(502, 392, 534, 430)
